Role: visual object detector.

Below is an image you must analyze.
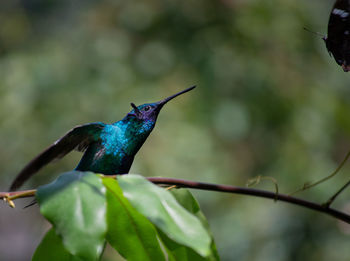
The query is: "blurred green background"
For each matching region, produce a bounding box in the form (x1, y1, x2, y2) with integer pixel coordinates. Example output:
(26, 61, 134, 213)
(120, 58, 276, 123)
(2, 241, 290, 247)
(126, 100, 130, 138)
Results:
(1, 0, 350, 260)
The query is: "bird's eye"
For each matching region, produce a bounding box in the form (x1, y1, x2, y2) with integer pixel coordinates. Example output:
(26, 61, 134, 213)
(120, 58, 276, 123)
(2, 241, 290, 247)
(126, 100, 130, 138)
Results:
(144, 106, 151, 111)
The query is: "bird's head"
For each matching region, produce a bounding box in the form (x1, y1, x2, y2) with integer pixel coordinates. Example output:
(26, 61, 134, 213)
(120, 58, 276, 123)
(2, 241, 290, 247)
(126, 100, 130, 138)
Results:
(125, 86, 196, 124)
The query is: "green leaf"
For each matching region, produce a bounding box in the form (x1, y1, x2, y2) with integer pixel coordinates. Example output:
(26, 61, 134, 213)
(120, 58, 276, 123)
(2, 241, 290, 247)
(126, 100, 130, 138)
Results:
(157, 229, 209, 261)
(118, 174, 212, 257)
(102, 178, 166, 261)
(170, 189, 220, 261)
(32, 228, 81, 261)
(36, 171, 107, 261)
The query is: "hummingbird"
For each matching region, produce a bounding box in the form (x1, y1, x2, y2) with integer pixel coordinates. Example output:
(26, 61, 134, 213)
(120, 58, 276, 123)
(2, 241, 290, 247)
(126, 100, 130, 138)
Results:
(9, 86, 196, 191)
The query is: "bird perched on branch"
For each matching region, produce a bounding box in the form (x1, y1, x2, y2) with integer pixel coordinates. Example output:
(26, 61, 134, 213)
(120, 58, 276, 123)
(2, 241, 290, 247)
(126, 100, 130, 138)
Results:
(10, 86, 196, 191)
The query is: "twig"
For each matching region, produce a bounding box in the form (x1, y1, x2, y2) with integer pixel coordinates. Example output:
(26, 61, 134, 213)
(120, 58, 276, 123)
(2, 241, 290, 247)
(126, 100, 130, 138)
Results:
(1, 189, 36, 208)
(146, 177, 350, 224)
(290, 150, 350, 196)
(324, 179, 350, 208)
(245, 175, 279, 201)
(0, 189, 36, 199)
(1, 178, 350, 224)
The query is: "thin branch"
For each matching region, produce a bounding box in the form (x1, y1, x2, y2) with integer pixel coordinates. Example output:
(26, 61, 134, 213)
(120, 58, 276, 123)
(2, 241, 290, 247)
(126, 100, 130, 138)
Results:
(290, 150, 350, 196)
(324, 179, 350, 208)
(146, 177, 350, 224)
(245, 175, 279, 201)
(0, 189, 36, 199)
(1, 189, 36, 208)
(1, 178, 350, 224)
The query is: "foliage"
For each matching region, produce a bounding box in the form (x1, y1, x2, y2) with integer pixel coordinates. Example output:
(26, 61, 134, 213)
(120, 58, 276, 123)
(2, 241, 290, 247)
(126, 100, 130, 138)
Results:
(33, 171, 219, 261)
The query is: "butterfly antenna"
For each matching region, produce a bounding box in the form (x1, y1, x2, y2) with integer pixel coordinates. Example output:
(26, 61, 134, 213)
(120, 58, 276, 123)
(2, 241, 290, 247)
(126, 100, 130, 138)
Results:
(303, 27, 325, 38)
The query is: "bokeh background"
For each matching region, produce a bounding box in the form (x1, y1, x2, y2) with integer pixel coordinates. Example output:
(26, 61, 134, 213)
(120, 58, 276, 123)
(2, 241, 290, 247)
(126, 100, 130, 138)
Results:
(1, 0, 350, 260)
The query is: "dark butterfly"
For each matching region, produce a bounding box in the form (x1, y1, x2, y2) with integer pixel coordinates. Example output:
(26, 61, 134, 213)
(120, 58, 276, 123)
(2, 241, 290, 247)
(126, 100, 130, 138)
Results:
(324, 0, 350, 72)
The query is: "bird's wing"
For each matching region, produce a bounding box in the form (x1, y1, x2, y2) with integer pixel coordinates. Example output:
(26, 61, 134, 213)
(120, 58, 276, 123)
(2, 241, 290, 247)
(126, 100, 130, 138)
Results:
(9, 122, 106, 191)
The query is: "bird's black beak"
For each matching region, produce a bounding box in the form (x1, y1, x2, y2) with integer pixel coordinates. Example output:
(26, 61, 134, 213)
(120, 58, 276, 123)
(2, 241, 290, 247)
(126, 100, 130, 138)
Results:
(129, 86, 196, 119)
(156, 85, 196, 110)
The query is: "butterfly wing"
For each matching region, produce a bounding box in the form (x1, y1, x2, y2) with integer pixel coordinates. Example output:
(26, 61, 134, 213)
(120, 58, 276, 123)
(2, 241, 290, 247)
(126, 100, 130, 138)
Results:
(9, 122, 106, 191)
(326, 0, 350, 70)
